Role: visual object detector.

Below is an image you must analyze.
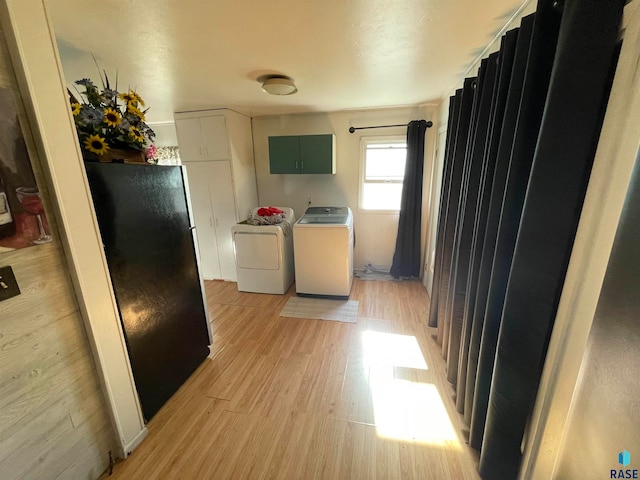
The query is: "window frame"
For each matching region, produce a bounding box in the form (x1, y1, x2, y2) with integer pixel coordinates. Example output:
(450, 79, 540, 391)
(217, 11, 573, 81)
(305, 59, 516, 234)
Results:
(358, 135, 407, 213)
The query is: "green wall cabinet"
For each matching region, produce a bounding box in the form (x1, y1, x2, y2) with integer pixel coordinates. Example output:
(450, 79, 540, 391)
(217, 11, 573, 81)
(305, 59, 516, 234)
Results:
(268, 134, 336, 174)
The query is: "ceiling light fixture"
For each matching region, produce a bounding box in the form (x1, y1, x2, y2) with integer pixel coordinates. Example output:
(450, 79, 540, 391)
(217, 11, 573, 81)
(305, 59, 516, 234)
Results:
(261, 75, 298, 96)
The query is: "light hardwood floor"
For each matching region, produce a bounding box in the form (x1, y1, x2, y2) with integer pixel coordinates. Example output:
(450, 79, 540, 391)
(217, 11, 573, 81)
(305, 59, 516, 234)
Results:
(106, 279, 479, 479)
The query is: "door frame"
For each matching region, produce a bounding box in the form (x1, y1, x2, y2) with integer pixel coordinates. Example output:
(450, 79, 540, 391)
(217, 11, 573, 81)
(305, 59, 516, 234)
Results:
(423, 124, 448, 295)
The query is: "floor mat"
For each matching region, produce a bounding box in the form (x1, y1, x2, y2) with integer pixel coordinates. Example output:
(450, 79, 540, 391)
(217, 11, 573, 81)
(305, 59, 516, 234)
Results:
(279, 296, 359, 323)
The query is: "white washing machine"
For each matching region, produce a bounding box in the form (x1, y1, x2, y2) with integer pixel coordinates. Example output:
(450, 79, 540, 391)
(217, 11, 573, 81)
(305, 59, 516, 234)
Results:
(232, 207, 295, 294)
(293, 206, 354, 299)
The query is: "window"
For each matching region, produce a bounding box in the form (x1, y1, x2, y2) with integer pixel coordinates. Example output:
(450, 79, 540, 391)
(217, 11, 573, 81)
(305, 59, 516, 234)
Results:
(360, 137, 407, 211)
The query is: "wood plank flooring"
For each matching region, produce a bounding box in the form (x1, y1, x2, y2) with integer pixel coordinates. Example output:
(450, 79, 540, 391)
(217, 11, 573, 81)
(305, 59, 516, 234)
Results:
(106, 279, 479, 479)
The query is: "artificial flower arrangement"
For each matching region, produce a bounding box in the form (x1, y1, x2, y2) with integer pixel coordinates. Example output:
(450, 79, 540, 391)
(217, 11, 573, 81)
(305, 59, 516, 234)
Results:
(69, 74, 157, 163)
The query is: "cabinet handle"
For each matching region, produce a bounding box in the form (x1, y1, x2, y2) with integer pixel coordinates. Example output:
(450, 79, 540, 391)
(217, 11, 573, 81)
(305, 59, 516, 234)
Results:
(205, 147, 209, 158)
(301, 161, 304, 171)
(199, 146, 203, 158)
(209, 218, 213, 227)
(295, 160, 298, 171)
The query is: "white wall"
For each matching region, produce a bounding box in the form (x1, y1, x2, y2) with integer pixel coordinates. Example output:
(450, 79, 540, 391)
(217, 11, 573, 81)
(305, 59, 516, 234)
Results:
(252, 105, 438, 271)
(147, 121, 178, 147)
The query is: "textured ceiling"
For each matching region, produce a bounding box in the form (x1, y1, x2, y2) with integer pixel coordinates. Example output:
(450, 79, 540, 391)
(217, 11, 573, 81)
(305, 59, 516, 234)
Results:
(46, 0, 528, 123)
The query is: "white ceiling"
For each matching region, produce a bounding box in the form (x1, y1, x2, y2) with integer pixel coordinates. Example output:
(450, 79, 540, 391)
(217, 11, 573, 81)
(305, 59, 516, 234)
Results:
(46, 0, 527, 123)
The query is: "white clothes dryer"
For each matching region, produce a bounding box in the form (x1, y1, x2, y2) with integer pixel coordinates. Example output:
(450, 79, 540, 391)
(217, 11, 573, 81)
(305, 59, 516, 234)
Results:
(232, 207, 295, 294)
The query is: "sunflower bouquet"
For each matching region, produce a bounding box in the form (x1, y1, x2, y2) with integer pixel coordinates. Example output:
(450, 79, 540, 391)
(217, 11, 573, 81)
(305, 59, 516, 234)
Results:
(69, 75, 156, 159)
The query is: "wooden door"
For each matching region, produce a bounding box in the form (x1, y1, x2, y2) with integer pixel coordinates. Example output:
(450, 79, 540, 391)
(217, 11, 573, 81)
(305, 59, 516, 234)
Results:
(184, 163, 221, 279)
(209, 161, 238, 281)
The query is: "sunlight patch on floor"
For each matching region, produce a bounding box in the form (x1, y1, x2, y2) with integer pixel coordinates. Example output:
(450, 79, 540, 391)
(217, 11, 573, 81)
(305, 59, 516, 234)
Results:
(362, 330, 428, 370)
(362, 330, 461, 449)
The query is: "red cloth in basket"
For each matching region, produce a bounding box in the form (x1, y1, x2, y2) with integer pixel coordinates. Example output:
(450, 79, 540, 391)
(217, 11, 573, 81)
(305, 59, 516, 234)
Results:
(257, 206, 284, 217)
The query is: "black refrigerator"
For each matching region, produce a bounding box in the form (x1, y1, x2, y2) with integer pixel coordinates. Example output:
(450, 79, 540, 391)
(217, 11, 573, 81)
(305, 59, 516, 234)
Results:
(85, 163, 211, 420)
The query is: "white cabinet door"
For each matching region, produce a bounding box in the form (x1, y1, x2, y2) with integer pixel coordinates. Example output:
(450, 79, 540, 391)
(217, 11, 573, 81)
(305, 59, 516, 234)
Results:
(200, 115, 229, 161)
(175, 117, 203, 162)
(184, 163, 221, 279)
(184, 161, 238, 281)
(209, 161, 238, 280)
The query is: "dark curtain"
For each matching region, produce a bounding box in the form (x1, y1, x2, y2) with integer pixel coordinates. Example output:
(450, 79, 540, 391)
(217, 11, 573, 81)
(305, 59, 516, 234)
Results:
(451, 52, 500, 412)
(390, 119, 429, 278)
(435, 90, 463, 345)
(479, 1, 623, 478)
(428, 96, 458, 327)
(437, 78, 476, 357)
(427, 0, 624, 478)
(443, 63, 484, 377)
(462, 28, 518, 426)
(472, 0, 563, 453)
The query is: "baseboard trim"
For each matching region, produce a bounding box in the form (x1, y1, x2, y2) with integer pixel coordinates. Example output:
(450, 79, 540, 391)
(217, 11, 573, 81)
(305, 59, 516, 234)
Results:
(122, 427, 149, 458)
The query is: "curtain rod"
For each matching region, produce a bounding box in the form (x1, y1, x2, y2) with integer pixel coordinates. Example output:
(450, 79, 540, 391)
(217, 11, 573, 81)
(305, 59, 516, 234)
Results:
(348, 120, 433, 134)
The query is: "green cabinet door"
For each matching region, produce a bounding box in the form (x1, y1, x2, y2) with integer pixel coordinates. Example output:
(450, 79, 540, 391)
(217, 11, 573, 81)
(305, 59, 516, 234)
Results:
(269, 136, 299, 174)
(268, 134, 335, 174)
(300, 134, 335, 174)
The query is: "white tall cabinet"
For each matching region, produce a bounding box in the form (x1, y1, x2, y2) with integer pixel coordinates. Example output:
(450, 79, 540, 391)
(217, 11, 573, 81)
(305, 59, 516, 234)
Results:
(175, 109, 258, 281)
